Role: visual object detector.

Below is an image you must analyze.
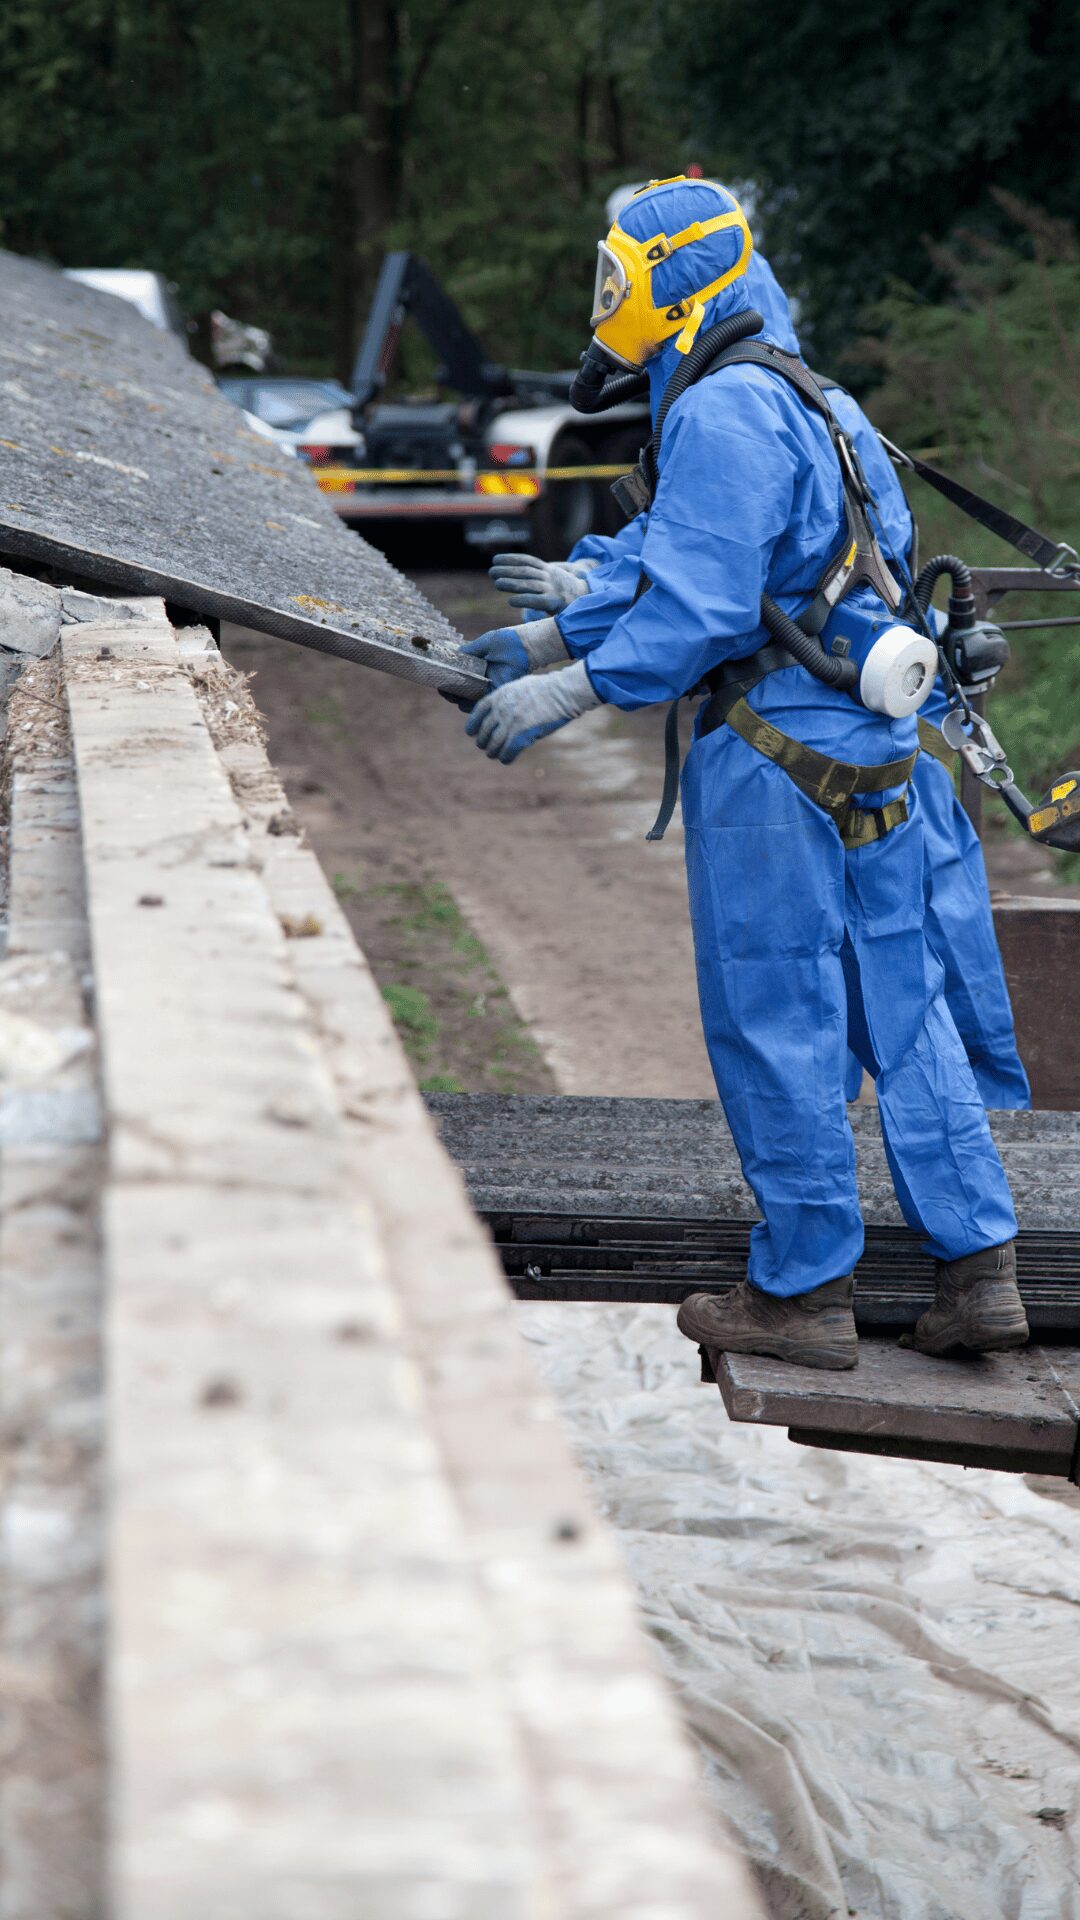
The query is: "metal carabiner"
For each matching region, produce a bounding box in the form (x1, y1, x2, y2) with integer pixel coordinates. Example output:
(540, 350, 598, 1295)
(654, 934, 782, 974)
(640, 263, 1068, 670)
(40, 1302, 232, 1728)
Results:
(1048, 542, 1080, 578)
(940, 705, 1015, 789)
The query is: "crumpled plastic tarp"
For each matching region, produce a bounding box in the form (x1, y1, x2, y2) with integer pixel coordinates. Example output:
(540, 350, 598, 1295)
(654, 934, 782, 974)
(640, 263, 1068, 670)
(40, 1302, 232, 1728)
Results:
(518, 1302, 1080, 1920)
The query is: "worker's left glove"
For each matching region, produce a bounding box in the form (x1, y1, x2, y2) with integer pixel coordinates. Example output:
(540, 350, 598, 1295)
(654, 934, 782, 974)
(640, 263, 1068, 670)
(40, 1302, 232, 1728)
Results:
(458, 615, 569, 686)
(488, 552, 596, 615)
(465, 658, 600, 764)
(444, 616, 569, 711)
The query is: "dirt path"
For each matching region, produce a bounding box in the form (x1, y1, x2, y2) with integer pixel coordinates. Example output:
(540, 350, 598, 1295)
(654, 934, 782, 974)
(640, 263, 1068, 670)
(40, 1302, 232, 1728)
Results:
(224, 565, 715, 1098)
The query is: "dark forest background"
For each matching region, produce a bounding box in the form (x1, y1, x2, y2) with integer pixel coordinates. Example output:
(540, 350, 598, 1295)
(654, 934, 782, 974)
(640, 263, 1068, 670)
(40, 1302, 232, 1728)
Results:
(3, 0, 1080, 800)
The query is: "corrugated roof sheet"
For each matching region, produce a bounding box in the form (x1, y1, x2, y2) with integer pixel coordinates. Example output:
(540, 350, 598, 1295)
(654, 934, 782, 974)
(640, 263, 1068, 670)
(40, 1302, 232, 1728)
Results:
(0, 251, 482, 694)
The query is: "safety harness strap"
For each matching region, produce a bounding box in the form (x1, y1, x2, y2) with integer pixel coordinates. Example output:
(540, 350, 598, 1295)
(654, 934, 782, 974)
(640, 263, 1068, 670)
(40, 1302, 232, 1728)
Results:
(704, 694, 916, 845)
(840, 797, 910, 850)
(644, 643, 802, 842)
(645, 697, 685, 842)
(703, 340, 903, 625)
(877, 435, 1079, 575)
(916, 716, 957, 771)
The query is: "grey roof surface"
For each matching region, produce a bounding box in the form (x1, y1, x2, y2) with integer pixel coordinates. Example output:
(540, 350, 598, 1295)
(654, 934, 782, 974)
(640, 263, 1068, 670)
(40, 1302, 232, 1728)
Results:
(0, 250, 484, 695)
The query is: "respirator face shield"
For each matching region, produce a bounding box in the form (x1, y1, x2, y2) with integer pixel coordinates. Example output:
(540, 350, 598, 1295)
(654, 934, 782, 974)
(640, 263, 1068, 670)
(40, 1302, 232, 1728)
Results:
(588, 239, 640, 368)
(591, 241, 629, 330)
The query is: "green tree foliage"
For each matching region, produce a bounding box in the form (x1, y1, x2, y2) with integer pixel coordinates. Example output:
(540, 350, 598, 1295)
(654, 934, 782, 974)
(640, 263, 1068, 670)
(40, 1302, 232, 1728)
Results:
(657, 0, 1080, 363)
(0, 0, 696, 376)
(866, 199, 1080, 814)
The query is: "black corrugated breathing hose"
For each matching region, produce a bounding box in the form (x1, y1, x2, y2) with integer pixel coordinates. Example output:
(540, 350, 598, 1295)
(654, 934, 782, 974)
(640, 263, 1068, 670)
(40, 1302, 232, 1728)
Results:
(760, 594, 858, 691)
(568, 342, 649, 413)
(912, 553, 975, 624)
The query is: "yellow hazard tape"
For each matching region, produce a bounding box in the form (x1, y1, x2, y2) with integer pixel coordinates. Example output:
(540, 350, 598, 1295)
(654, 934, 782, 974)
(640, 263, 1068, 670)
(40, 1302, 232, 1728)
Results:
(316, 463, 634, 487)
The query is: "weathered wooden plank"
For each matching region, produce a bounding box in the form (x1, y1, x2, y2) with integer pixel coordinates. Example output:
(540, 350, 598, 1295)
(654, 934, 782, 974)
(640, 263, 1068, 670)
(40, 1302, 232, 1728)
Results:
(48, 609, 762, 1920)
(995, 899, 1080, 1110)
(713, 1341, 1080, 1476)
(0, 666, 104, 1920)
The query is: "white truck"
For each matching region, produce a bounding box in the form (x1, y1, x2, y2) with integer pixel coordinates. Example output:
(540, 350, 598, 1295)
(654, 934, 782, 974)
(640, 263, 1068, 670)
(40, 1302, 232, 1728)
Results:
(316, 252, 649, 558)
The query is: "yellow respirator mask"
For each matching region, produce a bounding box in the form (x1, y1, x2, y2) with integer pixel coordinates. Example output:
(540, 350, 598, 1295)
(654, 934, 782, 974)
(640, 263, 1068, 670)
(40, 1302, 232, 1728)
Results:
(590, 179, 753, 368)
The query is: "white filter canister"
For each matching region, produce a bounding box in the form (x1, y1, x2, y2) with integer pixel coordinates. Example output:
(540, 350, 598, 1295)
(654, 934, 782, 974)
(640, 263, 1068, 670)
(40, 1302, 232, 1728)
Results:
(859, 627, 939, 718)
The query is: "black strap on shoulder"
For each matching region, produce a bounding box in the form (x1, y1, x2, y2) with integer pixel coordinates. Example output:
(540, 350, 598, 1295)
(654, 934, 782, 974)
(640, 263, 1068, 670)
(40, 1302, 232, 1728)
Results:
(703, 340, 903, 628)
(876, 435, 1079, 575)
(808, 374, 1075, 574)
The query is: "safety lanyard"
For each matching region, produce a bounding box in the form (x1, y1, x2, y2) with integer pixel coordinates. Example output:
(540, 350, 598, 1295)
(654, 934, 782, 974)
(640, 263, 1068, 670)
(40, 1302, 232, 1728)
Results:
(876, 435, 1079, 577)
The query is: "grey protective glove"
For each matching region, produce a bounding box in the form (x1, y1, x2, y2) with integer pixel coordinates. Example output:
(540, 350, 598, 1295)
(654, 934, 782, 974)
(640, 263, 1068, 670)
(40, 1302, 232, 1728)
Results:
(488, 551, 595, 615)
(443, 616, 569, 713)
(465, 658, 601, 763)
(519, 613, 571, 668)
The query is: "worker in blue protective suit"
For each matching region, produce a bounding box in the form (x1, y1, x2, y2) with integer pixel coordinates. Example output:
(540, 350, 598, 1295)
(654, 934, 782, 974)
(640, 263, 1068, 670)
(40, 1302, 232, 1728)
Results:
(454, 176, 1028, 1368)
(491, 250, 1031, 1117)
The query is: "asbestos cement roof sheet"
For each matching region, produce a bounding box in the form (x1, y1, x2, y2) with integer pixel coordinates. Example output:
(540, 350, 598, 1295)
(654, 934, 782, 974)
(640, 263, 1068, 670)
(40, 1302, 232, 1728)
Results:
(0, 250, 483, 696)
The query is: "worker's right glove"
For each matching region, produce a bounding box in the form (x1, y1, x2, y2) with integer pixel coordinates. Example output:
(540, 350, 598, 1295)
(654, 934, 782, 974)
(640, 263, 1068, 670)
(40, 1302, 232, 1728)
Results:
(465, 658, 600, 763)
(488, 552, 596, 615)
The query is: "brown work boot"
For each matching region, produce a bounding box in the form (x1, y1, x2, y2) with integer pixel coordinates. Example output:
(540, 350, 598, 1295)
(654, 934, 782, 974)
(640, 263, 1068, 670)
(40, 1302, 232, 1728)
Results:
(676, 1276, 858, 1372)
(911, 1239, 1029, 1356)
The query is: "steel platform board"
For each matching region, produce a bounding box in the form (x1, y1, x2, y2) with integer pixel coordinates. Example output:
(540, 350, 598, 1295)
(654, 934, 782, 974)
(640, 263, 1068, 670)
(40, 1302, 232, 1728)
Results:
(0, 251, 484, 698)
(715, 1342, 1080, 1479)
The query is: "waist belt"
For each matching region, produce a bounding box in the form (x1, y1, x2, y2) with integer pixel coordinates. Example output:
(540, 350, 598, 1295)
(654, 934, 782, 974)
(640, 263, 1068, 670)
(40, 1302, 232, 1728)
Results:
(917, 715, 958, 771)
(644, 642, 923, 846)
(701, 693, 917, 849)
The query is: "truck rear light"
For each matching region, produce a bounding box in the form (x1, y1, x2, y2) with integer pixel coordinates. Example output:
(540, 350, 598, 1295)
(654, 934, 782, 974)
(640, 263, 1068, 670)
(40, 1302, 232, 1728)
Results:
(475, 473, 539, 498)
(488, 442, 532, 467)
(299, 444, 332, 464)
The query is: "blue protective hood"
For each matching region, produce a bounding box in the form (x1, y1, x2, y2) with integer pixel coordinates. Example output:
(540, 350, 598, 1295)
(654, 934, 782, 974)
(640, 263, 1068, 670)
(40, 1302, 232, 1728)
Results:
(618, 178, 752, 312)
(743, 253, 801, 354)
(643, 240, 802, 417)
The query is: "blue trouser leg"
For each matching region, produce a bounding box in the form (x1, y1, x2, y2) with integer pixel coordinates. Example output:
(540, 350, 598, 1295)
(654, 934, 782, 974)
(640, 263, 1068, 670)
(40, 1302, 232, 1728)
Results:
(914, 753, 1031, 1110)
(843, 755, 1030, 1110)
(844, 1050, 865, 1103)
(682, 729, 1016, 1295)
(840, 783, 1017, 1262)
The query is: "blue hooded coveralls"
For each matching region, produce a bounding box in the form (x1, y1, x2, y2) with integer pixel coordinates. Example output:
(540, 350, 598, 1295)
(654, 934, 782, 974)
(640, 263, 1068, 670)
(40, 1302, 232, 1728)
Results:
(555, 187, 1016, 1296)
(565, 250, 1030, 1117)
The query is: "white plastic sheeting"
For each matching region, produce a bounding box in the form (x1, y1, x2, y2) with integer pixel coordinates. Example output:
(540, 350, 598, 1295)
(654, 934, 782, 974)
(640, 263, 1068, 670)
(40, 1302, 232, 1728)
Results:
(518, 1302, 1080, 1920)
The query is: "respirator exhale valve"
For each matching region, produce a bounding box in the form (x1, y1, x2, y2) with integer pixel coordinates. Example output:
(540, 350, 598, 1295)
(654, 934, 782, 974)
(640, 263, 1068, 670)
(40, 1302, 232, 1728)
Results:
(824, 606, 938, 718)
(845, 624, 939, 718)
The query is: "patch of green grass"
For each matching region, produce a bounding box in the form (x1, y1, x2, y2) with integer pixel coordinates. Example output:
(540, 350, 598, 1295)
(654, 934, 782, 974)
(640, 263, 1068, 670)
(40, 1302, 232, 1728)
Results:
(381, 982, 439, 1062)
(331, 871, 358, 900)
(396, 880, 463, 934)
(305, 695, 346, 729)
(364, 878, 551, 1093)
